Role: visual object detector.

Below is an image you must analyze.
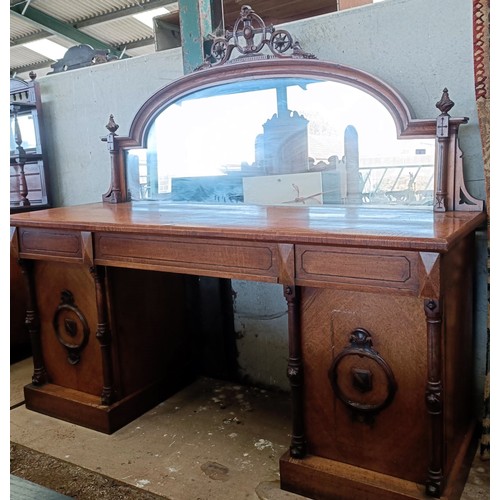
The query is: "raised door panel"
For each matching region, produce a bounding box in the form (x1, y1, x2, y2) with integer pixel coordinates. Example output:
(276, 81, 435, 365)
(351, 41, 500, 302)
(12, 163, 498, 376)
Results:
(300, 287, 429, 483)
(34, 261, 103, 397)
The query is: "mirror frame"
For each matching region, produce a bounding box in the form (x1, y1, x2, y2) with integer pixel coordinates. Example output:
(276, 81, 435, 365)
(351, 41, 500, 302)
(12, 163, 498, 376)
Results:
(102, 57, 483, 213)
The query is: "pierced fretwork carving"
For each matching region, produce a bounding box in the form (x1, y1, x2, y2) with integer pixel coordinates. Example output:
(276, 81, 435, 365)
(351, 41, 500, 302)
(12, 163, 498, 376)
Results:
(198, 5, 316, 69)
(53, 289, 90, 365)
(329, 328, 396, 424)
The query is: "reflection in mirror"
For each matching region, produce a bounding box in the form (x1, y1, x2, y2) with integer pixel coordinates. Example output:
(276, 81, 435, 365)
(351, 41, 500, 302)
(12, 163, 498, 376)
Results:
(126, 78, 435, 208)
(10, 112, 38, 153)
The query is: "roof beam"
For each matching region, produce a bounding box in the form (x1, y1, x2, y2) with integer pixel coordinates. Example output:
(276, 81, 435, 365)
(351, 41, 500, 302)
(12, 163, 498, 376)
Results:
(10, 4, 128, 58)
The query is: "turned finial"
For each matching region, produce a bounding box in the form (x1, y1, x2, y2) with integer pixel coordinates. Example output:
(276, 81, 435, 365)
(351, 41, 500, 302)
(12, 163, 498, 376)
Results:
(105, 114, 119, 135)
(435, 88, 455, 115)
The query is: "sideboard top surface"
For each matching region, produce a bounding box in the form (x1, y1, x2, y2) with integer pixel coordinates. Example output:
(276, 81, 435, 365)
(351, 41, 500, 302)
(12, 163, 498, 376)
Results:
(10, 202, 485, 253)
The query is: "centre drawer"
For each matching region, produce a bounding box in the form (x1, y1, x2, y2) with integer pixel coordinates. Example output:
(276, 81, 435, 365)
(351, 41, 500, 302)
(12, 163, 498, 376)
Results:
(94, 232, 281, 282)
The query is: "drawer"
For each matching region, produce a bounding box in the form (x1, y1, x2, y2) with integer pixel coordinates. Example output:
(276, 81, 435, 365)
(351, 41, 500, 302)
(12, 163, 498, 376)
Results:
(17, 227, 92, 264)
(95, 232, 281, 282)
(295, 245, 421, 293)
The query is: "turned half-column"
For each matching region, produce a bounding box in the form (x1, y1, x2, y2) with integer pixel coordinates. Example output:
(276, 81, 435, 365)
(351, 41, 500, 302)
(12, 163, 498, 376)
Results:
(284, 284, 306, 458)
(424, 298, 444, 497)
(19, 258, 47, 385)
(90, 266, 114, 405)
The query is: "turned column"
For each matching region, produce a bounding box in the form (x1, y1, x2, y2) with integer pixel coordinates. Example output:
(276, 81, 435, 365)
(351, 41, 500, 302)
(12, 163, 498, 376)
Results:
(424, 298, 444, 497)
(90, 266, 114, 405)
(11, 107, 30, 207)
(19, 259, 46, 385)
(284, 284, 306, 458)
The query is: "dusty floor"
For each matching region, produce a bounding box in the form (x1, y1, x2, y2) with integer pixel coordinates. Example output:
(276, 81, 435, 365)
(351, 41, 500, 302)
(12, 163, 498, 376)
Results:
(10, 357, 490, 499)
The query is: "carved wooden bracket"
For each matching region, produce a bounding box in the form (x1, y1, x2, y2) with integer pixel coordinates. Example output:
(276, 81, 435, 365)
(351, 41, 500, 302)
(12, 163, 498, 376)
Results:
(329, 328, 397, 424)
(53, 289, 90, 365)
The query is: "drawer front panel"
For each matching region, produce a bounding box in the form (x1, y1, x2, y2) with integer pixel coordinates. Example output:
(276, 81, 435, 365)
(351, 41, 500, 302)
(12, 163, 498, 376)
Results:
(18, 228, 83, 261)
(296, 245, 419, 292)
(95, 233, 279, 280)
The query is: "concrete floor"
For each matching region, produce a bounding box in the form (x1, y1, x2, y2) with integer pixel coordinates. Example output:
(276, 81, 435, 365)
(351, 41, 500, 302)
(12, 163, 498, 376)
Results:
(10, 358, 489, 500)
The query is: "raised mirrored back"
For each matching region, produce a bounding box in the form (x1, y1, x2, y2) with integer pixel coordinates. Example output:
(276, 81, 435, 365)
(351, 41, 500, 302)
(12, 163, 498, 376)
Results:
(125, 77, 435, 209)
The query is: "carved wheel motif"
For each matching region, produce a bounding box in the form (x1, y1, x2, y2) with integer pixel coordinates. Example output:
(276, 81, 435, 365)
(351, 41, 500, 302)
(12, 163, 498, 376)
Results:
(211, 39, 229, 64)
(198, 5, 317, 69)
(329, 328, 397, 423)
(53, 290, 90, 365)
(269, 30, 293, 55)
(232, 6, 269, 55)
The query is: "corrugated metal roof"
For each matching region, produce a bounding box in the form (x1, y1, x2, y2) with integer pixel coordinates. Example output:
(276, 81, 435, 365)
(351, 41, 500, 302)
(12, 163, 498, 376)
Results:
(10, 0, 179, 79)
(29, 0, 156, 22)
(80, 18, 155, 46)
(10, 0, 340, 80)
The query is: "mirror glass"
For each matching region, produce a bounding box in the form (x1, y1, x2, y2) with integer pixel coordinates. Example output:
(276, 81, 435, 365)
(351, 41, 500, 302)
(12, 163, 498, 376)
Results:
(10, 112, 39, 154)
(126, 77, 435, 208)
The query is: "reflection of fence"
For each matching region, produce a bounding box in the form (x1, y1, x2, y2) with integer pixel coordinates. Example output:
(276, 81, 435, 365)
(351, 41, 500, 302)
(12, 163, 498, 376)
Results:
(359, 164, 434, 206)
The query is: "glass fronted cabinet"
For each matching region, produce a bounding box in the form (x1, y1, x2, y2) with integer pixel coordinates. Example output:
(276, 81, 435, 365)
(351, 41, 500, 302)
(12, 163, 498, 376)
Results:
(10, 73, 51, 212)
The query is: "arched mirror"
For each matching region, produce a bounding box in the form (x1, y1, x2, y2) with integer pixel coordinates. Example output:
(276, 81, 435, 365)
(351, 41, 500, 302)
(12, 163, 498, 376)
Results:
(102, 6, 482, 214)
(125, 77, 435, 207)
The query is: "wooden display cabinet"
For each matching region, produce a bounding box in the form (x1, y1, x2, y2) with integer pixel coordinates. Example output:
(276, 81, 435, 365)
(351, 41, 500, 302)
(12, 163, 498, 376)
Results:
(10, 73, 51, 212)
(10, 73, 52, 362)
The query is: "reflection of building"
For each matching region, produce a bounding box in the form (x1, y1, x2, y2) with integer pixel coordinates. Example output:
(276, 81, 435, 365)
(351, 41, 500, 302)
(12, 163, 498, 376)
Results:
(307, 124, 361, 204)
(255, 85, 309, 175)
(345, 125, 362, 203)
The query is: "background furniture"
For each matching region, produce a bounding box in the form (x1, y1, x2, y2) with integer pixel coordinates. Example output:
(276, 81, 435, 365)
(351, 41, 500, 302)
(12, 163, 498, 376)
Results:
(10, 73, 51, 212)
(10, 73, 52, 363)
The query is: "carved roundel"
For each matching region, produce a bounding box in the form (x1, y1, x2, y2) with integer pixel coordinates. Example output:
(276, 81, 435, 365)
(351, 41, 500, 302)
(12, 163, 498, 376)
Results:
(232, 6, 268, 54)
(269, 30, 293, 55)
(329, 328, 397, 420)
(211, 39, 230, 64)
(53, 289, 90, 365)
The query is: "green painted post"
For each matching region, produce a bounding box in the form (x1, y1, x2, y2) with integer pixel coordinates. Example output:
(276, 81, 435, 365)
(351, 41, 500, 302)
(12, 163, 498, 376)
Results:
(178, 0, 222, 74)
